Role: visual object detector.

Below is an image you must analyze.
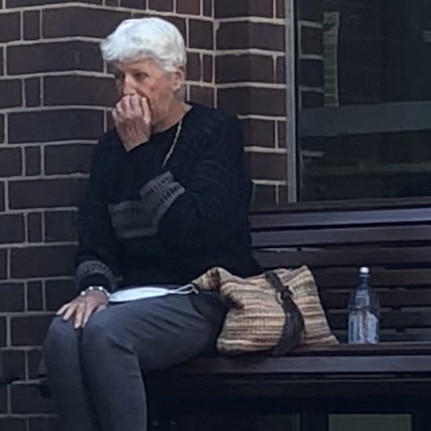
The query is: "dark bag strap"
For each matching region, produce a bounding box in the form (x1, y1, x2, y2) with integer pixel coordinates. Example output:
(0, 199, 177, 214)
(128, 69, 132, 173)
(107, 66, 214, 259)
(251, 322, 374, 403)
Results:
(265, 271, 305, 356)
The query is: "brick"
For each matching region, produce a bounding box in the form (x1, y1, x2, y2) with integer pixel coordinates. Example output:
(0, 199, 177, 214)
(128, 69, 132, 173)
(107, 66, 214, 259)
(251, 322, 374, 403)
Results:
(25, 146, 41, 176)
(245, 152, 286, 181)
(11, 245, 76, 278)
(0, 317, 6, 347)
(44, 75, 116, 107)
(186, 52, 201, 81)
(148, 0, 173, 11)
(0, 182, 4, 212)
(27, 348, 42, 379)
(9, 178, 88, 209)
(0, 80, 22, 109)
(43, 7, 129, 39)
(11, 383, 55, 414)
(28, 417, 60, 431)
(0, 249, 6, 279)
(276, 0, 285, 18)
(301, 26, 323, 55)
(217, 22, 284, 51)
(6, 0, 100, 5)
(45, 210, 78, 242)
(0, 147, 22, 177)
(45, 144, 94, 175)
(215, 0, 273, 18)
(251, 184, 277, 209)
(276, 56, 285, 83)
(0, 417, 26, 431)
(0, 12, 20, 43)
(189, 19, 213, 49)
(2, 349, 26, 380)
(0, 387, 6, 413)
(11, 315, 53, 347)
(202, 54, 213, 82)
(8, 41, 102, 75)
(122, 0, 145, 7)
(24, 10, 40, 40)
(277, 120, 287, 148)
(45, 279, 76, 311)
(9, 109, 104, 143)
(278, 184, 288, 206)
(0, 115, 4, 143)
(0, 283, 25, 312)
(27, 212, 43, 243)
(189, 85, 215, 107)
(218, 87, 285, 116)
(242, 119, 275, 148)
(27, 281, 43, 311)
(216, 54, 274, 83)
(0, 47, 4, 76)
(0, 214, 25, 244)
(202, 0, 212, 16)
(177, 0, 200, 14)
(24, 78, 41, 107)
(299, 59, 324, 87)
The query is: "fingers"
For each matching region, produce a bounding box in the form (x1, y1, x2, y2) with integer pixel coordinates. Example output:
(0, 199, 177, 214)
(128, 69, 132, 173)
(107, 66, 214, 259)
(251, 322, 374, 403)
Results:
(56, 297, 106, 329)
(113, 94, 151, 151)
(73, 302, 86, 329)
(81, 302, 96, 328)
(116, 95, 142, 120)
(57, 302, 71, 316)
(61, 303, 78, 322)
(140, 97, 151, 125)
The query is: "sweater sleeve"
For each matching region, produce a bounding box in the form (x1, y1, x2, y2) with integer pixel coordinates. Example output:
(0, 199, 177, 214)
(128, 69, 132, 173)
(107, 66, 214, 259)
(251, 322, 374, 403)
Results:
(129, 115, 251, 251)
(75, 139, 120, 292)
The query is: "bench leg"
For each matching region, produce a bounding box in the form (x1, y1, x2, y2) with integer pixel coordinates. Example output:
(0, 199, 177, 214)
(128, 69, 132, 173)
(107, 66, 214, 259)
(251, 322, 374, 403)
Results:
(300, 412, 328, 431)
(412, 403, 431, 431)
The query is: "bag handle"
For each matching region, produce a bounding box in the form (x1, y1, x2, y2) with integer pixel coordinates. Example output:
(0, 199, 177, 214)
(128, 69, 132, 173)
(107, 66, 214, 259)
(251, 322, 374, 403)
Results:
(265, 270, 305, 355)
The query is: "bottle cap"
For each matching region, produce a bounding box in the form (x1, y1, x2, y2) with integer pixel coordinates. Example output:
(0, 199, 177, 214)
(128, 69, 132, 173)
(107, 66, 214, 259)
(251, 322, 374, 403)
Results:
(359, 266, 369, 274)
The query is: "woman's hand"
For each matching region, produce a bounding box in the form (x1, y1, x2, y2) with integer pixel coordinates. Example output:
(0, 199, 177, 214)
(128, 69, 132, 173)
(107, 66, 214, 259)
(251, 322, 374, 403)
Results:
(57, 291, 108, 329)
(113, 95, 151, 152)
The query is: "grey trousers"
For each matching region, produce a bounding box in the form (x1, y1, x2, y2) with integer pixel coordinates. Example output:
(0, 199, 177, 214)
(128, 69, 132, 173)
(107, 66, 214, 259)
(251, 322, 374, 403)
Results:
(43, 292, 226, 431)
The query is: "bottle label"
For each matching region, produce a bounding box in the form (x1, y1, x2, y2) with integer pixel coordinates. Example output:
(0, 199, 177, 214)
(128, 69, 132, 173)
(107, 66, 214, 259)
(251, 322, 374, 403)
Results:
(348, 310, 379, 344)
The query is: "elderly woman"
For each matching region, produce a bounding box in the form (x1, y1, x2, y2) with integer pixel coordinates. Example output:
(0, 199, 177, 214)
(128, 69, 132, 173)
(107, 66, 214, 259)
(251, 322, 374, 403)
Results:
(43, 17, 260, 431)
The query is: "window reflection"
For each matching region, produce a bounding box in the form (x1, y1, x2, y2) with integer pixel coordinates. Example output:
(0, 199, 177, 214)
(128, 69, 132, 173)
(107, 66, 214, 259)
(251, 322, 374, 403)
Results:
(298, 1, 431, 201)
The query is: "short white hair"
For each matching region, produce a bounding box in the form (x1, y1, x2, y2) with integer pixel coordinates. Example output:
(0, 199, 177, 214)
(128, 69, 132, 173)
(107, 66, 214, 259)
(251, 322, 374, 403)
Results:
(100, 17, 186, 73)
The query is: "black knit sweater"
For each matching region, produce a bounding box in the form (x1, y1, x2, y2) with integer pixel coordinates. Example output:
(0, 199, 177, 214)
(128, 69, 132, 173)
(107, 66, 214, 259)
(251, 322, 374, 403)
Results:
(75, 103, 261, 292)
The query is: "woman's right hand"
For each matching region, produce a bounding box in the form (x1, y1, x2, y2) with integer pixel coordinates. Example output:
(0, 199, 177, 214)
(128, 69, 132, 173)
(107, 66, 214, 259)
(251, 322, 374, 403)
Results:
(113, 95, 151, 152)
(57, 291, 108, 329)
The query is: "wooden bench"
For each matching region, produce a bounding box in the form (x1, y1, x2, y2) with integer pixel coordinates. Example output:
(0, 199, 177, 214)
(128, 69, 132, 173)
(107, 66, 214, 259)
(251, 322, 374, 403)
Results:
(146, 201, 431, 431)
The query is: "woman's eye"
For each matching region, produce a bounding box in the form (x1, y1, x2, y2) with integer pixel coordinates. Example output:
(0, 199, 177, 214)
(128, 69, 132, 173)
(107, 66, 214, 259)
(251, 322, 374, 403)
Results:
(134, 73, 147, 81)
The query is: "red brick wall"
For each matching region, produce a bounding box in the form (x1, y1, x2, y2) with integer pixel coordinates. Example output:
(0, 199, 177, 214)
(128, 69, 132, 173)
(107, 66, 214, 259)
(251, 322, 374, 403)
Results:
(0, 1, 287, 428)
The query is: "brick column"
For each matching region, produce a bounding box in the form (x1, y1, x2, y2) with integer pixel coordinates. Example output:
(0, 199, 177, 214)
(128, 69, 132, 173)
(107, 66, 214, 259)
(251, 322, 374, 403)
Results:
(215, 0, 287, 208)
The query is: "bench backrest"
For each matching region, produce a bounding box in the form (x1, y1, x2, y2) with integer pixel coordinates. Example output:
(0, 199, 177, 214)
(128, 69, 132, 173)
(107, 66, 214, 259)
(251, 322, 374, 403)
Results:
(250, 204, 431, 342)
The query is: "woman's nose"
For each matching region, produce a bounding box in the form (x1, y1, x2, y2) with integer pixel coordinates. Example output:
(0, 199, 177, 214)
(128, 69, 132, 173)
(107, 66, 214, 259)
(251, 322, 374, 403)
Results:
(121, 75, 137, 96)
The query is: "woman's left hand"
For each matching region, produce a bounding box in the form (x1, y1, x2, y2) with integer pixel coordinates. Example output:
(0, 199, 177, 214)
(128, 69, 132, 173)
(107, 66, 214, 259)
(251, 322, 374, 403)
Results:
(113, 95, 151, 151)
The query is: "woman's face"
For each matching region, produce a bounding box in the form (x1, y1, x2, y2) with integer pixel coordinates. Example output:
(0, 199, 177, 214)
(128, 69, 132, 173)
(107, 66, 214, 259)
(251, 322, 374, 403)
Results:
(112, 58, 184, 128)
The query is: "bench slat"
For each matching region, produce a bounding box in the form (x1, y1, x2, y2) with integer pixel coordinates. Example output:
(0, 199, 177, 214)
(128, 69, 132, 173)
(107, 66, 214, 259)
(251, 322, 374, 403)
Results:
(252, 225, 431, 247)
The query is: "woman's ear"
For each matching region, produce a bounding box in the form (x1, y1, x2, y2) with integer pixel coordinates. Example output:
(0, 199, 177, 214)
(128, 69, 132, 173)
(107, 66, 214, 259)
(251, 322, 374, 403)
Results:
(172, 66, 185, 92)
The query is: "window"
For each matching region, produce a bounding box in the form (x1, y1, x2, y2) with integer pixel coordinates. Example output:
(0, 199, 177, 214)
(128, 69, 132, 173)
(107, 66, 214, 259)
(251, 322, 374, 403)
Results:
(294, 0, 431, 202)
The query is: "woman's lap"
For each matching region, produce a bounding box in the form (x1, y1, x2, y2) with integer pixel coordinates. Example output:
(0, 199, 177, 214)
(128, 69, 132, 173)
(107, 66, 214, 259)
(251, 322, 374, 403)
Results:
(45, 292, 225, 371)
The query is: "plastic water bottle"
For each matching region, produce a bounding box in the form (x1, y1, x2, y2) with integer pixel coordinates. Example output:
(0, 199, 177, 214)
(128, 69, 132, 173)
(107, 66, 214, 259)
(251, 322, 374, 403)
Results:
(347, 267, 380, 344)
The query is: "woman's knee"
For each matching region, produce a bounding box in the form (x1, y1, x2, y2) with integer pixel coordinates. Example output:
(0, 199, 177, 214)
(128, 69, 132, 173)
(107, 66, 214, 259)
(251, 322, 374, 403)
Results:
(81, 310, 128, 354)
(43, 316, 79, 356)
